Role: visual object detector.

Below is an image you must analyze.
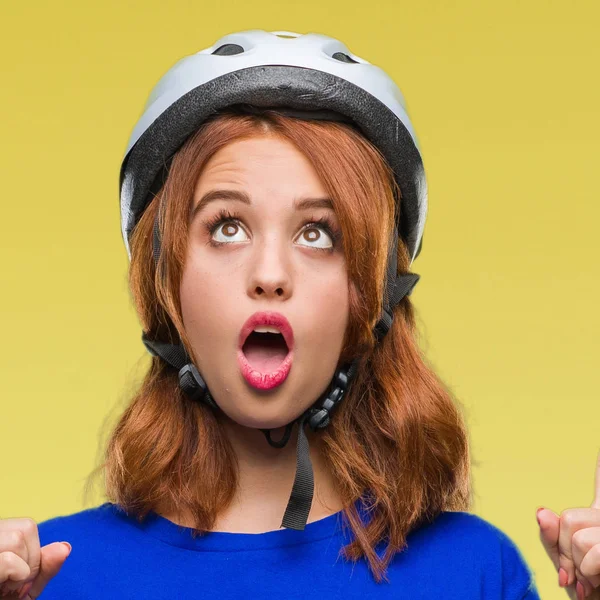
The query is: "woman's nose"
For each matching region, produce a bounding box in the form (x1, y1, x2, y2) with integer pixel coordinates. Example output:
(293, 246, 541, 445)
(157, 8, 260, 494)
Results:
(246, 239, 293, 300)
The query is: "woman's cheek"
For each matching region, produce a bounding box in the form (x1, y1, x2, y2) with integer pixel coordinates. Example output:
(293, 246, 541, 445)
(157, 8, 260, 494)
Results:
(307, 278, 349, 357)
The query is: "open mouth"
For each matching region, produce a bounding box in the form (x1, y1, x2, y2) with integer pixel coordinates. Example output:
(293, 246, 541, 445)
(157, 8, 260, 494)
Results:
(237, 315, 294, 391)
(242, 331, 289, 372)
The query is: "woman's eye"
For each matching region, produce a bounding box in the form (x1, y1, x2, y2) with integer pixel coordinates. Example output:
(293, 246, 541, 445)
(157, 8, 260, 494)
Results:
(210, 218, 334, 250)
(295, 225, 333, 249)
(212, 221, 249, 243)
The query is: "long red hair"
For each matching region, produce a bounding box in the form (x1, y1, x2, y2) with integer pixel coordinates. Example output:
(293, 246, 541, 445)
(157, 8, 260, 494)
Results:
(85, 108, 473, 583)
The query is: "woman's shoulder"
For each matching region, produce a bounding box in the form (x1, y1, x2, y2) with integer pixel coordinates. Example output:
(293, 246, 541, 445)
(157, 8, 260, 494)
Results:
(404, 510, 540, 599)
(37, 502, 135, 548)
(36, 502, 169, 598)
(414, 510, 534, 565)
(38, 502, 116, 530)
(422, 509, 527, 543)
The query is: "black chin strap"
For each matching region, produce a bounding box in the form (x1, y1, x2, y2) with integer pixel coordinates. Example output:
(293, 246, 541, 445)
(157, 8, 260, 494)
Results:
(278, 411, 316, 530)
(145, 216, 419, 530)
(274, 363, 358, 530)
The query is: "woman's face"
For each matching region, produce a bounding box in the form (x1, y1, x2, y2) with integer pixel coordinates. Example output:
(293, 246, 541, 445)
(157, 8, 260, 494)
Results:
(180, 134, 350, 429)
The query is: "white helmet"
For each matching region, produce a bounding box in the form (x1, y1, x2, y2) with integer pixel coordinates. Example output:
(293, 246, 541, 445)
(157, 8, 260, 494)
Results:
(119, 29, 427, 264)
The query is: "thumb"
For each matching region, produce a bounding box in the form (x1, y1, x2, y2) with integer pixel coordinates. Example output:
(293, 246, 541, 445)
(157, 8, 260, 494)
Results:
(26, 542, 71, 599)
(537, 507, 560, 571)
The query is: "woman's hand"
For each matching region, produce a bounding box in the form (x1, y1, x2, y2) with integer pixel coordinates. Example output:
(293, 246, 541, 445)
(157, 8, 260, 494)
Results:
(0, 517, 71, 599)
(537, 450, 600, 599)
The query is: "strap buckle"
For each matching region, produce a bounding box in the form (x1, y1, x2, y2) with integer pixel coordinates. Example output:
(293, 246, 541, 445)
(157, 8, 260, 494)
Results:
(308, 367, 351, 430)
(178, 363, 208, 404)
(373, 308, 394, 342)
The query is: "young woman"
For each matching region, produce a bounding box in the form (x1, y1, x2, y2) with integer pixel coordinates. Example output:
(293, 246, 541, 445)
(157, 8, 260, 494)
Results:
(1, 29, 599, 600)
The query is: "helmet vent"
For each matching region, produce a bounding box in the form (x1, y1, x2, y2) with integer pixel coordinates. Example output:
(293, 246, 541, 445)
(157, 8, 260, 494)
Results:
(332, 52, 358, 64)
(212, 44, 245, 56)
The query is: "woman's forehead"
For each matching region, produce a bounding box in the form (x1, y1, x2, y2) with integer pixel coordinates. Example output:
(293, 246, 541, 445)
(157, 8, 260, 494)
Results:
(202, 135, 312, 173)
(194, 136, 330, 207)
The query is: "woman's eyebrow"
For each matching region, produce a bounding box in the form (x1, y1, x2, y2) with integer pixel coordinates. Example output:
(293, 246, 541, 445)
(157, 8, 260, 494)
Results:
(190, 189, 334, 220)
(189, 189, 249, 221)
(295, 197, 334, 211)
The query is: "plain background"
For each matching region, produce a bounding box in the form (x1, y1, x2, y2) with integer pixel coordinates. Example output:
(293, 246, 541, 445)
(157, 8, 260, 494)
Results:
(1, 1, 599, 598)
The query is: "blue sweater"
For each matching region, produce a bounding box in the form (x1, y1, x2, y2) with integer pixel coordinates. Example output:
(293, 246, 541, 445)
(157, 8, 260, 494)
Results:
(37, 502, 540, 599)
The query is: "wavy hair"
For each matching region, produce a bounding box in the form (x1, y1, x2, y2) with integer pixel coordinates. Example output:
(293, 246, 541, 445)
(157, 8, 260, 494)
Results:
(85, 107, 473, 583)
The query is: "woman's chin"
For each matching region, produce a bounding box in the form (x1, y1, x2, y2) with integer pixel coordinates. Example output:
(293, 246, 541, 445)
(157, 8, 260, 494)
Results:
(217, 400, 304, 431)
(229, 411, 297, 431)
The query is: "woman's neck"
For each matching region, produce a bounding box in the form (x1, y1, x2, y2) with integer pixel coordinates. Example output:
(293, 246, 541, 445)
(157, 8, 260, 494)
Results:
(158, 414, 344, 533)
(213, 415, 343, 532)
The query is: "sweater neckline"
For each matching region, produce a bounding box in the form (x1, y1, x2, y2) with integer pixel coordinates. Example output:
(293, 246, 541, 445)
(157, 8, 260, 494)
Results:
(106, 502, 350, 552)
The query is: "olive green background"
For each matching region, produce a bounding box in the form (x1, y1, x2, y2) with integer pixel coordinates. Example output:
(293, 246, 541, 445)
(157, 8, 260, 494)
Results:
(1, 1, 599, 598)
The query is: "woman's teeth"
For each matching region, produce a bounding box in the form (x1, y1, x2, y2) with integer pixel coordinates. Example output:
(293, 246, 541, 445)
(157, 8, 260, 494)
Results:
(252, 326, 282, 334)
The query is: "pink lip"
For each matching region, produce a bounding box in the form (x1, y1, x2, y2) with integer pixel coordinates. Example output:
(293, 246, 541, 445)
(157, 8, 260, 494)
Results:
(238, 311, 294, 391)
